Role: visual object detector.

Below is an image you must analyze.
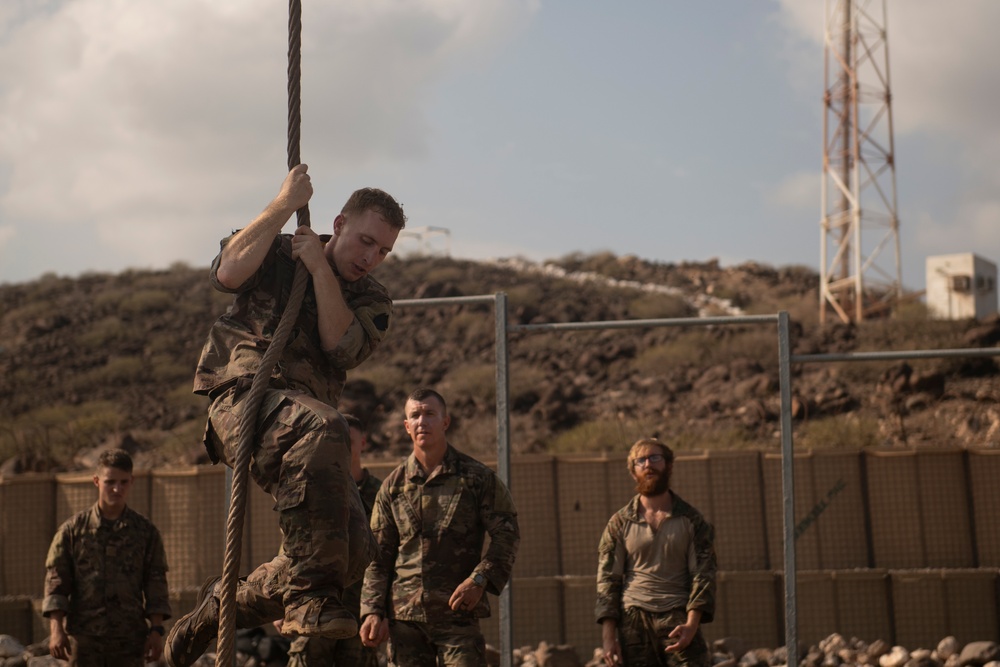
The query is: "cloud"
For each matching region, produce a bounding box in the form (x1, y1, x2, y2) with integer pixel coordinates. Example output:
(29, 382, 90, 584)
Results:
(766, 171, 819, 214)
(0, 0, 536, 280)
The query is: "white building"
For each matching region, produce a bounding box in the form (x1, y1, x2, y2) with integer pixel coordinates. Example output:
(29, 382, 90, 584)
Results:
(925, 253, 998, 320)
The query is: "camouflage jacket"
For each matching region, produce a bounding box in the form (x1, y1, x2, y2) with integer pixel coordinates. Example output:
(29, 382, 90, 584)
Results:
(360, 445, 520, 623)
(43, 503, 171, 640)
(357, 468, 382, 515)
(193, 232, 392, 407)
(595, 492, 716, 624)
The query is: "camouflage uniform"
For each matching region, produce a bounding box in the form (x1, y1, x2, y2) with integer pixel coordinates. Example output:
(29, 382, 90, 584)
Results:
(43, 503, 171, 667)
(595, 493, 716, 667)
(361, 445, 520, 667)
(193, 232, 389, 614)
(287, 469, 384, 667)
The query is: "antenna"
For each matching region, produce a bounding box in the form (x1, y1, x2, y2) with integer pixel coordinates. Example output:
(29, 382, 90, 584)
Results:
(820, 0, 902, 323)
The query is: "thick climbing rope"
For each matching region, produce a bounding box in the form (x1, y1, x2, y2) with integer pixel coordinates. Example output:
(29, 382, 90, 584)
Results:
(216, 1, 310, 664)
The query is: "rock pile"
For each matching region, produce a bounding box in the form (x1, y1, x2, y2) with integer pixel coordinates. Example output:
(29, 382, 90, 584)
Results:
(2, 632, 999, 667)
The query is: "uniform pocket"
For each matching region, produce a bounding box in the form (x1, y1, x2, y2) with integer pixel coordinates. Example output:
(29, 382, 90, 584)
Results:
(273, 479, 307, 513)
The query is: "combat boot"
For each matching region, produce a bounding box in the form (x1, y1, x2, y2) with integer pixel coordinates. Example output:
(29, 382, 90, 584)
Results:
(280, 596, 357, 639)
(164, 576, 220, 667)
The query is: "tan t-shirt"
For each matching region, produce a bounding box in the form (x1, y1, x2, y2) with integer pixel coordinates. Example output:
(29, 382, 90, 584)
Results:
(619, 512, 696, 612)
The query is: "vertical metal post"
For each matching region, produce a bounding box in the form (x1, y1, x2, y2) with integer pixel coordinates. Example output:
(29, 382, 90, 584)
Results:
(494, 293, 513, 667)
(778, 311, 798, 659)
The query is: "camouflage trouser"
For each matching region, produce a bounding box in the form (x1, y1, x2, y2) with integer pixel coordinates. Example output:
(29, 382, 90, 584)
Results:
(205, 382, 376, 611)
(387, 618, 486, 667)
(286, 634, 380, 667)
(618, 606, 710, 667)
(71, 635, 144, 667)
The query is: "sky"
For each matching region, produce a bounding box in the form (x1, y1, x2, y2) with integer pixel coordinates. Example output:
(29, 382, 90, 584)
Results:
(1, 1, 998, 294)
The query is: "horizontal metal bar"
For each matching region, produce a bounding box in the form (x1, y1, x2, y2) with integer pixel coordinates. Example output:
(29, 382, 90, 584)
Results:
(792, 347, 1000, 364)
(394, 295, 497, 308)
(510, 314, 779, 333)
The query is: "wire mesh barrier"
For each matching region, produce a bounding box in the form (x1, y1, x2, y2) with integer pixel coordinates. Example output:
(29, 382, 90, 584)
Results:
(5, 299, 1000, 659)
(3, 449, 1000, 651)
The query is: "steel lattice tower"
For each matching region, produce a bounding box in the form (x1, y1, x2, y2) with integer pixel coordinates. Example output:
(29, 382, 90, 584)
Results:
(820, 0, 902, 323)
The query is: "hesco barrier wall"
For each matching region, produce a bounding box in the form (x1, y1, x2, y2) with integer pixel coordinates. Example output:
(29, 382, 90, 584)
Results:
(2, 449, 1000, 652)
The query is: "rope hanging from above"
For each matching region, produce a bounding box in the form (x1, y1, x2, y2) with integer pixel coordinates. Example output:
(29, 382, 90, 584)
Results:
(216, 1, 310, 663)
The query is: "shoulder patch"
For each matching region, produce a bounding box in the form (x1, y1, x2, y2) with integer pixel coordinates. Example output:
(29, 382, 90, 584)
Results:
(374, 313, 390, 331)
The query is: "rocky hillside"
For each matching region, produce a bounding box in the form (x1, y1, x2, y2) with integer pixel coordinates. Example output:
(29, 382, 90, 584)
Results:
(2, 252, 999, 474)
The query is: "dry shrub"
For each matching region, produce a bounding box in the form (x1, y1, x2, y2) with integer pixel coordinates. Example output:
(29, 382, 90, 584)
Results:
(627, 293, 692, 320)
(1, 401, 122, 463)
(549, 419, 631, 454)
(349, 364, 411, 395)
(447, 310, 494, 341)
(119, 289, 174, 317)
(708, 329, 780, 371)
(506, 284, 544, 310)
(75, 356, 144, 387)
(422, 265, 467, 285)
(77, 316, 127, 349)
(632, 332, 713, 373)
(151, 355, 193, 385)
(442, 363, 496, 405)
(796, 414, 880, 449)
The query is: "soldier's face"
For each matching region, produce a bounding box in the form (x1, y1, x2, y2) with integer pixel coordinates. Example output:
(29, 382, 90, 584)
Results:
(348, 426, 367, 458)
(94, 465, 133, 513)
(631, 446, 671, 496)
(326, 210, 399, 282)
(404, 397, 450, 450)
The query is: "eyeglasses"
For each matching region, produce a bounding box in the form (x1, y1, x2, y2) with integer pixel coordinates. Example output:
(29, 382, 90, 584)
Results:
(632, 454, 666, 468)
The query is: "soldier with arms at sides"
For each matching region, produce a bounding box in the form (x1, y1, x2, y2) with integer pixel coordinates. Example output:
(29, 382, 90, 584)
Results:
(43, 448, 171, 666)
(596, 438, 717, 667)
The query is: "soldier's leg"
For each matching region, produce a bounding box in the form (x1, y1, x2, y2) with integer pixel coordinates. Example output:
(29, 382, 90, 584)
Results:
(286, 635, 337, 667)
(249, 391, 364, 636)
(332, 633, 381, 667)
(430, 619, 487, 667)
(618, 606, 669, 667)
(387, 619, 438, 667)
(164, 559, 286, 667)
(655, 610, 710, 667)
(73, 635, 144, 667)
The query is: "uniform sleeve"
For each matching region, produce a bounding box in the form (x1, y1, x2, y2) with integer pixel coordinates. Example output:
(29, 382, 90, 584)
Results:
(594, 515, 627, 624)
(360, 483, 399, 618)
(143, 526, 172, 620)
(323, 298, 392, 371)
(208, 232, 280, 294)
(686, 513, 717, 624)
(474, 475, 520, 595)
(42, 523, 74, 617)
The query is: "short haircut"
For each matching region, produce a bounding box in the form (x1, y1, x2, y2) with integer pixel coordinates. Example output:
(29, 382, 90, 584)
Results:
(405, 387, 447, 415)
(98, 448, 134, 474)
(342, 412, 365, 432)
(342, 188, 407, 230)
(627, 437, 674, 471)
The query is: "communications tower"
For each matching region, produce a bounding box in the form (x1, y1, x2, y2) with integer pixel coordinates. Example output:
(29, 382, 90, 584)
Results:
(820, 0, 902, 323)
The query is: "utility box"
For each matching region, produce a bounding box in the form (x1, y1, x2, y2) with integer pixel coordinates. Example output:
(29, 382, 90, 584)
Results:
(926, 253, 998, 320)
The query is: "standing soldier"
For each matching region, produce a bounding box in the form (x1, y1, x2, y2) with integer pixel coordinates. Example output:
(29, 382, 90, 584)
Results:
(596, 438, 717, 667)
(43, 449, 171, 666)
(359, 387, 520, 666)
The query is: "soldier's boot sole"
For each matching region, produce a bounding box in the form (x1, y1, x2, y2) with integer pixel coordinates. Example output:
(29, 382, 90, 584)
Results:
(164, 576, 220, 667)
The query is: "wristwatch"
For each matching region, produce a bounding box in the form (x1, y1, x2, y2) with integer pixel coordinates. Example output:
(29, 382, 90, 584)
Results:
(149, 625, 165, 637)
(471, 572, 487, 588)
